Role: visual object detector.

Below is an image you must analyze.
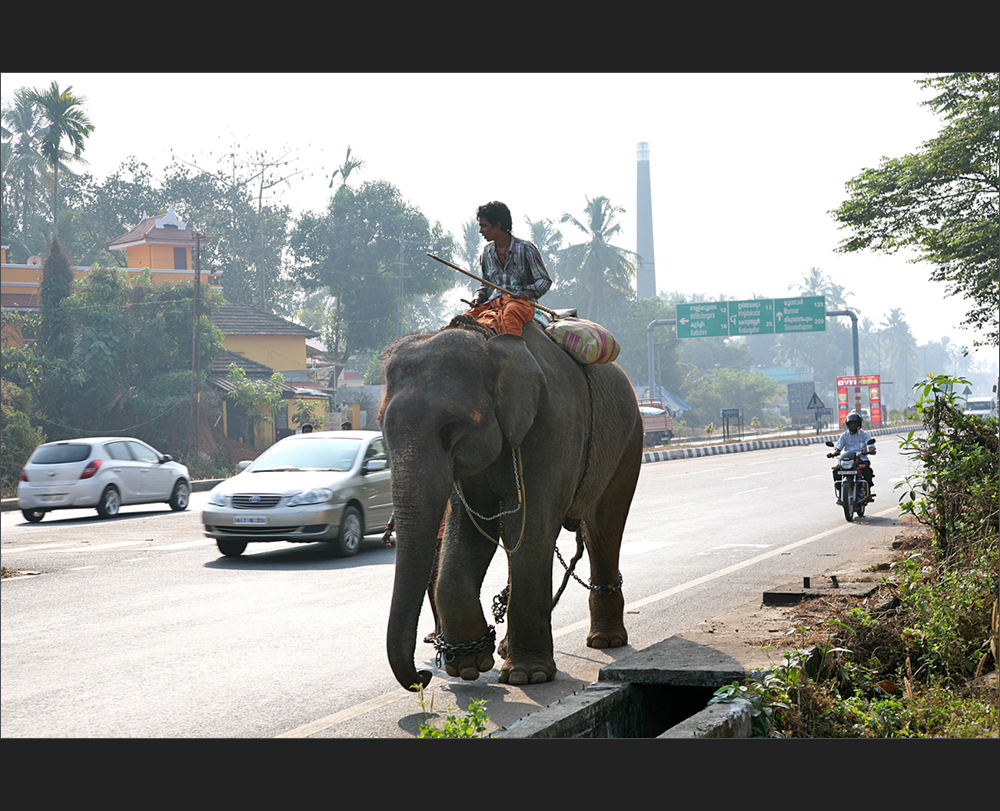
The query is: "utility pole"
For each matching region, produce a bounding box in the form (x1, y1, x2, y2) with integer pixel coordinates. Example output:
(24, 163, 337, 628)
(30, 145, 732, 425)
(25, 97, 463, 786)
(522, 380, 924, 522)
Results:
(191, 232, 202, 453)
(397, 235, 409, 336)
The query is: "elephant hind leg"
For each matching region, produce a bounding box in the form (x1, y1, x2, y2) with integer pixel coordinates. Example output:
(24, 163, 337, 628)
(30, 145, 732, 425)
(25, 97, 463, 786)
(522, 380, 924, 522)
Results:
(582, 457, 639, 649)
(583, 519, 628, 649)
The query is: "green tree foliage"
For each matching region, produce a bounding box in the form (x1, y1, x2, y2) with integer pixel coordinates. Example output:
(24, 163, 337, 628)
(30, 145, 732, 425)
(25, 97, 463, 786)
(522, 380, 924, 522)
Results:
(37, 237, 75, 360)
(681, 367, 781, 429)
(24, 81, 94, 238)
(1, 378, 46, 497)
(831, 73, 999, 347)
(2, 88, 49, 256)
(899, 374, 999, 560)
(879, 308, 920, 409)
(289, 180, 456, 362)
(224, 365, 286, 443)
(161, 148, 297, 312)
(558, 195, 638, 324)
(71, 157, 168, 268)
(605, 294, 680, 394)
(21, 264, 224, 448)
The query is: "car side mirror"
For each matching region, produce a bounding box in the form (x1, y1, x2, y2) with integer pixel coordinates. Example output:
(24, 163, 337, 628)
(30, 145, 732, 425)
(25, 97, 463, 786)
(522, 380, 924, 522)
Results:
(237, 460, 252, 470)
(363, 459, 387, 473)
(160, 454, 173, 463)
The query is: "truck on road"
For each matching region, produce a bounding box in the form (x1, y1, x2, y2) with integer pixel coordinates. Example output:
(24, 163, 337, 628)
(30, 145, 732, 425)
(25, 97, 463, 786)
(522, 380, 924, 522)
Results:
(638, 398, 675, 447)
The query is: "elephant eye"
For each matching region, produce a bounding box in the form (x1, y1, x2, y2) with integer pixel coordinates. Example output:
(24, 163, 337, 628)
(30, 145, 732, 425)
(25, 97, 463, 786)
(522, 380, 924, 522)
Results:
(440, 421, 464, 452)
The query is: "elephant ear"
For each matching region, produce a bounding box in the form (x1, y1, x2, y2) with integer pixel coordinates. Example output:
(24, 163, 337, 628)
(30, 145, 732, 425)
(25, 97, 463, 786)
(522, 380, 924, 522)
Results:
(487, 334, 549, 447)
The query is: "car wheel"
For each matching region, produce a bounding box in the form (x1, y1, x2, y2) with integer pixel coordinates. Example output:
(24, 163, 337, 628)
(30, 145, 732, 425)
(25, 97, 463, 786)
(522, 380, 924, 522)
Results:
(331, 505, 363, 557)
(217, 539, 247, 557)
(22, 509, 45, 523)
(169, 480, 190, 511)
(97, 486, 121, 518)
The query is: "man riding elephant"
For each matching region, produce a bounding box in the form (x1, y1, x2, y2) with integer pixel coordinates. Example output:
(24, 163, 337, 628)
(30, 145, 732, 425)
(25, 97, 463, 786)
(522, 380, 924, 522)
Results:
(464, 201, 552, 336)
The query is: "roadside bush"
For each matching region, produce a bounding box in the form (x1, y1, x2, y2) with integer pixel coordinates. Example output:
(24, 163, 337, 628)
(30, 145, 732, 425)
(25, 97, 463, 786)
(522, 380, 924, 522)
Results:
(1, 379, 47, 498)
(714, 373, 998, 737)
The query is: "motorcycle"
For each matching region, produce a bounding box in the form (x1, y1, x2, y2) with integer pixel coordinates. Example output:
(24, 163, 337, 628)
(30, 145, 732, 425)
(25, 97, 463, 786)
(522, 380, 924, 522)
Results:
(825, 438, 876, 522)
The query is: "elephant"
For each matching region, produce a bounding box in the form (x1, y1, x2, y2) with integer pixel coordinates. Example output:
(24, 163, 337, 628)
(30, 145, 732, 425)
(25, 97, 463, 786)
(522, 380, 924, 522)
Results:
(380, 317, 643, 690)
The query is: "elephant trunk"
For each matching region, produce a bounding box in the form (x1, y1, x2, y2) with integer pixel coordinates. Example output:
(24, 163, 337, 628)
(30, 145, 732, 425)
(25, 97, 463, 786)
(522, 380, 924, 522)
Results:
(386, 469, 452, 692)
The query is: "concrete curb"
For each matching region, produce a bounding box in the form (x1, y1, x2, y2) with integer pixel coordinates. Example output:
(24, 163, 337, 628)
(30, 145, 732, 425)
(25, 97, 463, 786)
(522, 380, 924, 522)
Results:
(641, 424, 920, 463)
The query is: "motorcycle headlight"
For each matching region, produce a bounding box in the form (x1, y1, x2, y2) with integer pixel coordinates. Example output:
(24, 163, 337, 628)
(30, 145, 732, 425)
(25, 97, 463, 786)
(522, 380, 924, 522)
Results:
(208, 491, 230, 507)
(840, 458, 854, 469)
(287, 488, 334, 507)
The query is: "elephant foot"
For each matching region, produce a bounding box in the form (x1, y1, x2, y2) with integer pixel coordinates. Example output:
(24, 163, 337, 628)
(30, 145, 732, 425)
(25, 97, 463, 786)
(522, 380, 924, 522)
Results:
(443, 652, 494, 681)
(587, 625, 628, 649)
(497, 634, 508, 659)
(498, 657, 557, 686)
(587, 590, 628, 648)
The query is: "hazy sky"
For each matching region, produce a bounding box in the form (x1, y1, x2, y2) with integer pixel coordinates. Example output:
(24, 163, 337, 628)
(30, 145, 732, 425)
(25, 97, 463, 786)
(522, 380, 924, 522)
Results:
(2, 72, 992, 364)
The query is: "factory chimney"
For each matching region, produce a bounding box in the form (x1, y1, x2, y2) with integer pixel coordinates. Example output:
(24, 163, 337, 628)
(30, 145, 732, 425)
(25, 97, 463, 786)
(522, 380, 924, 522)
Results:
(636, 142, 656, 299)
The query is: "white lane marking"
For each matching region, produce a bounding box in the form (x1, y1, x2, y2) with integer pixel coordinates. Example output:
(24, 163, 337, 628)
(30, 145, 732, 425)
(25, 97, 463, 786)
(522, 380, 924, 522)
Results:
(732, 486, 767, 495)
(695, 543, 771, 556)
(552, 505, 900, 638)
(649, 503, 692, 514)
(274, 689, 415, 739)
(723, 472, 770, 481)
(793, 475, 823, 482)
(620, 541, 675, 555)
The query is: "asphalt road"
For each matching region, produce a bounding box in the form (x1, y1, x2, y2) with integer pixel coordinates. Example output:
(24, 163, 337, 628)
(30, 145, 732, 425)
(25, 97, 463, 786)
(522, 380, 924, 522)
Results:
(1, 435, 918, 738)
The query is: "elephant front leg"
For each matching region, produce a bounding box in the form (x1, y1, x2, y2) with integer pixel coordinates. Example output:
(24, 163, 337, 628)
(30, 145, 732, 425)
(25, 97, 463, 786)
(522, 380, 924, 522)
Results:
(498, 554, 557, 686)
(434, 527, 498, 682)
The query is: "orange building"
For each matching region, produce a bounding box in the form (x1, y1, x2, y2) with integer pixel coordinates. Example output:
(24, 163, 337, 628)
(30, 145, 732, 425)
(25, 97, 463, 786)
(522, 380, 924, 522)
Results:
(1, 207, 221, 348)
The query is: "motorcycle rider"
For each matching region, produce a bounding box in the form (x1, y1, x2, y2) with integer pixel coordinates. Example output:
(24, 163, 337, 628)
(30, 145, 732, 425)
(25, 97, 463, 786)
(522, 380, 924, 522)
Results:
(828, 410, 876, 504)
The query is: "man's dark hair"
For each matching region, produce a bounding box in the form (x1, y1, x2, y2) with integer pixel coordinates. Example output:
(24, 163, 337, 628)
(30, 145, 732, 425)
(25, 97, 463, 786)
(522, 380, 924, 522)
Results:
(476, 201, 512, 233)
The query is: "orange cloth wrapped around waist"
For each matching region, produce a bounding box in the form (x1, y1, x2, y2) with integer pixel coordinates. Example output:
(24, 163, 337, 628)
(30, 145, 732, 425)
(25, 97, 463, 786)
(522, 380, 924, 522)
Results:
(465, 295, 535, 336)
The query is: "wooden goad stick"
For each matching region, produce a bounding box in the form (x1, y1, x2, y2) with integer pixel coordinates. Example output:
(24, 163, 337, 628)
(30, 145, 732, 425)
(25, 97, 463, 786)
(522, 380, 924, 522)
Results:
(425, 253, 560, 319)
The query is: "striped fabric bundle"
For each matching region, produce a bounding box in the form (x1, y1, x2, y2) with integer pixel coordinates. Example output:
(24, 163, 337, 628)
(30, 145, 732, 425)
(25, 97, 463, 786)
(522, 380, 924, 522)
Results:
(544, 317, 621, 364)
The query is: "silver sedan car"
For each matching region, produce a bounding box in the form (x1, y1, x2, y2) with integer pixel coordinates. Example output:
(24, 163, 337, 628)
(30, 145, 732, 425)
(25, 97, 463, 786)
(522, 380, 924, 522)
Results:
(202, 431, 393, 557)
(17, 437, 191, 522)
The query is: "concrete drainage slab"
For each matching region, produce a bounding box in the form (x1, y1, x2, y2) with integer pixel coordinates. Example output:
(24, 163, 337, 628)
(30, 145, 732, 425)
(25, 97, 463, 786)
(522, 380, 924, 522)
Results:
(495, 636, 756, 739)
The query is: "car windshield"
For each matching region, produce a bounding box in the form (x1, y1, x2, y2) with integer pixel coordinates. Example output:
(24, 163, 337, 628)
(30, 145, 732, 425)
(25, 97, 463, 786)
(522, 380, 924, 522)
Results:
(249, 438, 363, 472)
(31, 443, 92, 464)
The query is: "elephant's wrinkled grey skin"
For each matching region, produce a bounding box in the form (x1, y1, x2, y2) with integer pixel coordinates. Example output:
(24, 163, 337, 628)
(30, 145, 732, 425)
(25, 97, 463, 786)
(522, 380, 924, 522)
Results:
(381, 320, 643, 691)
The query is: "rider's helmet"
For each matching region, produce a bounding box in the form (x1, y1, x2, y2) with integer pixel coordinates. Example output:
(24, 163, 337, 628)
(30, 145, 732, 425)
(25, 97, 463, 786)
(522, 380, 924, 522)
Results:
(846, 411, 862, 433)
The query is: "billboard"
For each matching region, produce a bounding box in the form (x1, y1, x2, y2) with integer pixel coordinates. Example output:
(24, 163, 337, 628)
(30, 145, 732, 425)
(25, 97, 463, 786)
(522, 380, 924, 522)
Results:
(836, 375, 882, 427)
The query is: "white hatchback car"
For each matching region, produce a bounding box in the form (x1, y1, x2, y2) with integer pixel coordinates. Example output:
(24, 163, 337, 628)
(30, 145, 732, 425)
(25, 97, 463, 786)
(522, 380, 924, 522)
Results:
(18, 437, 191, 522)
(202, 431, 393, 557)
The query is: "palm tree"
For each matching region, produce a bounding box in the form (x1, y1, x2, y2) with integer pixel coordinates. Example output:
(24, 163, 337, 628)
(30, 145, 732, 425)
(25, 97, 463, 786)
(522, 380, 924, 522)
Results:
(859, 316, 881, 375)
(328, 145, 364, 190)
(880, 308, 919, 408)
(523, 216, 563, 271)
(2, 87, 48, 247)
(25, 81, 94, 238)
(559, 196, 638, 323)
(457, 218, 481, 273)
(789, 267, 852, 309)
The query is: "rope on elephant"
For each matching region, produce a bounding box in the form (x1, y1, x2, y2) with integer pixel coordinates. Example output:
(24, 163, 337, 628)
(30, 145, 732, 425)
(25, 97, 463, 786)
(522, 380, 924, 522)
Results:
(453, 446, 528, 555)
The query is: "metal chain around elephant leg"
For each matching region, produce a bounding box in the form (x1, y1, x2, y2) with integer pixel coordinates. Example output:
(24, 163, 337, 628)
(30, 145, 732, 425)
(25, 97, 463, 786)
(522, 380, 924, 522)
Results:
(554, 538, 623, 596)
(433, 626, 497, 670)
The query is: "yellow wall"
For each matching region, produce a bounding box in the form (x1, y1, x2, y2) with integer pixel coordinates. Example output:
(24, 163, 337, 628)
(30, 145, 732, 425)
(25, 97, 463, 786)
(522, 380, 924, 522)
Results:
(124, 243, 192, 270)
(223, 334, 308, 372)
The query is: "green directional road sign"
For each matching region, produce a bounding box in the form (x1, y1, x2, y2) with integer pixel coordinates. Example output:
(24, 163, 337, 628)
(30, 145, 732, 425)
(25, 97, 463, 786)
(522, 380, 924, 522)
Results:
(728, 299, 775, 336)
(677, 296, 826, 338)
(676, 301, 730, 338)
(774, 296, 826, 333)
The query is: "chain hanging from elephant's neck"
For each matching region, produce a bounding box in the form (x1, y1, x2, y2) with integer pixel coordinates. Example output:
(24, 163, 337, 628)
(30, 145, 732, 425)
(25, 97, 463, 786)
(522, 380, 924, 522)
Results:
(453, 446, 528, 555)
